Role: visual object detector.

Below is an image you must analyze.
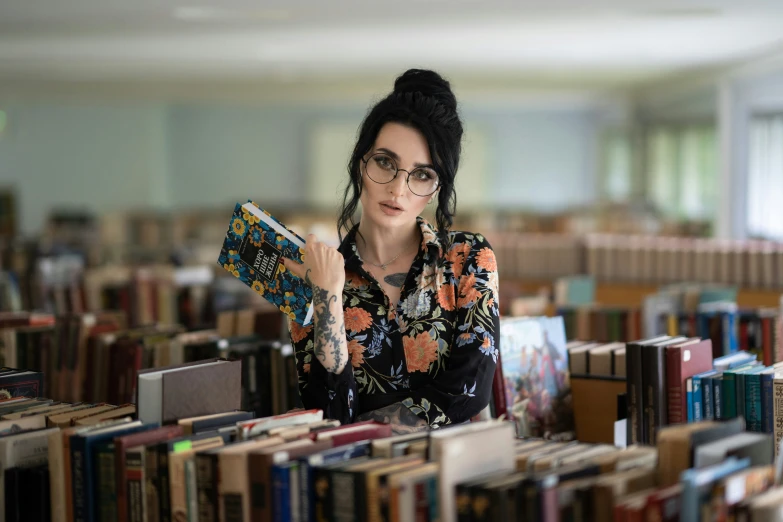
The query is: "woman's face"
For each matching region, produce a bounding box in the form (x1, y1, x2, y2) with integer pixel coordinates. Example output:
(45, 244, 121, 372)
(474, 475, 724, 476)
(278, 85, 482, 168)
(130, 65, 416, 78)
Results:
(359, 122, 437, 228)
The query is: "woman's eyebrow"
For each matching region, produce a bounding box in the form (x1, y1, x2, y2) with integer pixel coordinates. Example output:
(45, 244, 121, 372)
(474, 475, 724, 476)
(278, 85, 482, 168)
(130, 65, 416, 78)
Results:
(376, 147, 436, 170)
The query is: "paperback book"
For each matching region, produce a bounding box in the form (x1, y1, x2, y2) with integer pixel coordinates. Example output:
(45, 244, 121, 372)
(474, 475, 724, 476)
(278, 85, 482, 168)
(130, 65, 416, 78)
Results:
(218, 201, 314, 325)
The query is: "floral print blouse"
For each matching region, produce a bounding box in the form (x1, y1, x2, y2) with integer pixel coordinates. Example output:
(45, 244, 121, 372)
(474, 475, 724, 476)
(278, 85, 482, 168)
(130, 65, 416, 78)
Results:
(287, 217, 500, 429)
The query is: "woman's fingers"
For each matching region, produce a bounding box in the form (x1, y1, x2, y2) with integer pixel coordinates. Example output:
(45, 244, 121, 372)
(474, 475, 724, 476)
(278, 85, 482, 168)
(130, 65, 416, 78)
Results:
(281, 257, 304, 279)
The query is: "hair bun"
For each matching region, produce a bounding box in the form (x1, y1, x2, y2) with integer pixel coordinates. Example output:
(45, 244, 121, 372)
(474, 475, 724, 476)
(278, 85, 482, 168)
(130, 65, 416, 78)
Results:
(393, 69, 457, 112)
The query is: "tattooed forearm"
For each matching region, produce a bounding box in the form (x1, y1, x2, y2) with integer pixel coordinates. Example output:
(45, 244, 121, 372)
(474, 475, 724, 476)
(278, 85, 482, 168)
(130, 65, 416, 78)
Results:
(356, 403, 429, 434)
(306, 269, 349, 374)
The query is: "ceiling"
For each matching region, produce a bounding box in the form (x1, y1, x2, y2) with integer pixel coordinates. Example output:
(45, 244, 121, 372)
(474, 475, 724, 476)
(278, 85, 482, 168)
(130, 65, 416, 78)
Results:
(1, 1, 783, 98)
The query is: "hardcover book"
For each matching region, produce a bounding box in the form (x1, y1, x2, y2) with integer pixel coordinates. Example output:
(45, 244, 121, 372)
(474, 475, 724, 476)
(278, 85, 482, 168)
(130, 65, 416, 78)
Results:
(218, 201, 313, 326)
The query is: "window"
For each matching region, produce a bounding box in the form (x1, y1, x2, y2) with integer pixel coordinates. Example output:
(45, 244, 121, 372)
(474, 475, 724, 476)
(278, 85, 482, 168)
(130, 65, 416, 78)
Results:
(645, 124, 717, 220)
(747, 114, 783, 240)
(599, 130, 633, 202)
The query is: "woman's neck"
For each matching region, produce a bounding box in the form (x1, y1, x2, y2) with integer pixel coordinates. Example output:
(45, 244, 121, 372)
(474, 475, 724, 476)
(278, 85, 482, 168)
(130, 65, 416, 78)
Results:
(356, 219, 421, 266)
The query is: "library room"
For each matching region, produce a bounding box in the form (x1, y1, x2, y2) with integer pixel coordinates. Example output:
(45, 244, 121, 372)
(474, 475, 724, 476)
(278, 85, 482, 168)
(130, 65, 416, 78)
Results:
(1, 0, 783, 520)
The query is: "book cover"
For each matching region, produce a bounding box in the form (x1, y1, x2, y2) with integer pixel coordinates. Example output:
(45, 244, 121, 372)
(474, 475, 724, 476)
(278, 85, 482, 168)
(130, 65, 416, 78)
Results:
(498, 316, 573, 439)
(217, 202, 313, 326)
(664, 339, 712, 425)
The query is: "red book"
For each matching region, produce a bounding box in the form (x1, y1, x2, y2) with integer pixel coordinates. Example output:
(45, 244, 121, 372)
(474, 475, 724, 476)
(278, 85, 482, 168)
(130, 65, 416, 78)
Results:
(490, 346, 508, 419)
(644, 484, 681, 522)
(313, 420, 393, 446)
(665, 339, 713, 424)
(762, 316, 773, 366)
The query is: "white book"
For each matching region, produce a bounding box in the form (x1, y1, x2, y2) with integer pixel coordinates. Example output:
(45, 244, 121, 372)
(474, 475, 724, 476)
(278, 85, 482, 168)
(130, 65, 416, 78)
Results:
(429, 420, 515, 522)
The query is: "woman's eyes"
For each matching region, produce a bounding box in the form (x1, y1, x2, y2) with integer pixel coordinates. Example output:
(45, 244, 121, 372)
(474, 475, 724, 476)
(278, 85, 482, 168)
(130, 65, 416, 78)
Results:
(376, 157, 395, 170)
(412, 170, 435, 180)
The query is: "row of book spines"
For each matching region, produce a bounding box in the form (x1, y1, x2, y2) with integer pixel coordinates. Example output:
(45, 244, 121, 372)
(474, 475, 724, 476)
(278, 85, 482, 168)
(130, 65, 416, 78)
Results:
(93, 443, 391, 522)
(559, 308, 642, 344)
(662, 311, 782, 362)
(679, 370, 773, 430)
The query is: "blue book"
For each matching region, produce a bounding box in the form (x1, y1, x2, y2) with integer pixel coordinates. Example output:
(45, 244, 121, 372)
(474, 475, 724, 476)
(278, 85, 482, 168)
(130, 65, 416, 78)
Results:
(218, 201, 314, 326)
(713, 351, 755, 371)
(692, 370, 718, 422)
(686, 377, 694, 422)
(70, 421, 153, 522)
(703, 372, 720, 420)
(761, 368, 777, 434)
(680, 457, 750, 522)
(272, 461, 297, 522)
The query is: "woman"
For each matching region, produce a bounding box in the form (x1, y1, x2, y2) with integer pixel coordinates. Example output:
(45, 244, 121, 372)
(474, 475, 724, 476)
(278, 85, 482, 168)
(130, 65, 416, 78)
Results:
(281, 69, 499, 431)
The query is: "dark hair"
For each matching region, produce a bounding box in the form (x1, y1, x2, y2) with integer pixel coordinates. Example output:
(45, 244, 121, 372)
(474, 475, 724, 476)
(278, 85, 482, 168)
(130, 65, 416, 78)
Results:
(337, 68, 463, 244)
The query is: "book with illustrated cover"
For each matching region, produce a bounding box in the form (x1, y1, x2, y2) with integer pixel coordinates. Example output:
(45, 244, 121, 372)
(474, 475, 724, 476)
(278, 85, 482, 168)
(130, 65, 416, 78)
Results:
(498, 316, 574, 439)
(218, 201, 313, 326)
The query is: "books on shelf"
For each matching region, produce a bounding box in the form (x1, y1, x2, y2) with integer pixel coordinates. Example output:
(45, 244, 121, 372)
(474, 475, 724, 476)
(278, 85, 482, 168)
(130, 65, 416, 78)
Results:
(5, 371, 783, 522)
(218, 201, 314, 326)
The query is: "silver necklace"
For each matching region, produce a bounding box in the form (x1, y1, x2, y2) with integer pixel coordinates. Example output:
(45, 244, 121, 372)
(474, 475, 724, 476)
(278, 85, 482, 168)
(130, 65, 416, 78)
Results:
(361, 244, 417, 271)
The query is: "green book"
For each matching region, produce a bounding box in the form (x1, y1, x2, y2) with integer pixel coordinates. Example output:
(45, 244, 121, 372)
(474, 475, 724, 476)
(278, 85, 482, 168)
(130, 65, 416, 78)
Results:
(744, 366, 769, 432)
(721, 363, 760, 420)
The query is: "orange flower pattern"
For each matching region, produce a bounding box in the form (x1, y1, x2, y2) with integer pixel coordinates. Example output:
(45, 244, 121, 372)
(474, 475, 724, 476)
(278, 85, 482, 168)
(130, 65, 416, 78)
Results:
(347, 339, 365, 368)
(403, 331, 439, 372)
(344, 307, 372, 333)
(289, 217, 499, 429)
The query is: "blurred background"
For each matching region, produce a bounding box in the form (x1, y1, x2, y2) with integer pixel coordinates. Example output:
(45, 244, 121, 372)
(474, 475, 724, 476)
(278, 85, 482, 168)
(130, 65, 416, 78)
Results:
(1, 0, 783, 322)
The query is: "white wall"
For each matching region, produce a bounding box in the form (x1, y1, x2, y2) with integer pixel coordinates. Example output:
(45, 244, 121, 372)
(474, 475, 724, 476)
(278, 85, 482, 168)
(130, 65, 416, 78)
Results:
(0, 99, 601, 237)
(0, 103, 170, 236)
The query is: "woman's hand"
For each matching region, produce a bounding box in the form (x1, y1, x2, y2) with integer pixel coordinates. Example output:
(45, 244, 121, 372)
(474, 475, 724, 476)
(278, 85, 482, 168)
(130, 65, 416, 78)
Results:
(281, 234, 346, 292)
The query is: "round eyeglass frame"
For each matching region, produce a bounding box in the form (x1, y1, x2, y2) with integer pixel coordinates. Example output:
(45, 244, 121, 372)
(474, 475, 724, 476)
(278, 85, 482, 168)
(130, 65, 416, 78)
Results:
(361, 153, 440, 197)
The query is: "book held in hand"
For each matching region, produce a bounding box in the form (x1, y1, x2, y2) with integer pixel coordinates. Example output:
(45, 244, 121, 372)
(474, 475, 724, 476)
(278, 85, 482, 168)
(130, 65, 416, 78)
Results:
(218, 201, 314, 325)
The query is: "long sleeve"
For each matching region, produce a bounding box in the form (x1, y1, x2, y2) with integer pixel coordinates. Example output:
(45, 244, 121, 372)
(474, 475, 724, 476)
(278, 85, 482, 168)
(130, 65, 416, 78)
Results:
(288, 317, 359, 424)
(400, 234, 500, 428)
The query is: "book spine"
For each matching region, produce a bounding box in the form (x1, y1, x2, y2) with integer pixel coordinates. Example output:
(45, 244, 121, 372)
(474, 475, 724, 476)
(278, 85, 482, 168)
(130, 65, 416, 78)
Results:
(313, 467, 332, 522)
(97, 443, 118, 522)
(272, 465, 291, 522)
(665, 347, 683, 424)
(126, 449, 145, 522)
(703, 376, 714, 420)
(762, 372, 775, 434)
(693, 376, 703, 421)
(195, 454, 219, 522)
(714, 378, 723, 420)
(722, 373, 737, 419)
(642, 346, 666, 444)
(747, 373, 763, 433)
(158, 446, 172, 522)
(330, 470, 357, 522)
(775, 377, 783, 457)
(71, 437, 88, 522)
(223, 495, 243, 522)
(626, 344, 643, 445)
(145, 446, 160, 522)
(298, 463, 311, 522)
(686, 377, 694, 423)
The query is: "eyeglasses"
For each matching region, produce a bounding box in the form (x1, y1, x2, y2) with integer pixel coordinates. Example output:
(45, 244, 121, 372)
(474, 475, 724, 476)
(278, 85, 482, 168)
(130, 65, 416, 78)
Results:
(361, 152, 440, 197)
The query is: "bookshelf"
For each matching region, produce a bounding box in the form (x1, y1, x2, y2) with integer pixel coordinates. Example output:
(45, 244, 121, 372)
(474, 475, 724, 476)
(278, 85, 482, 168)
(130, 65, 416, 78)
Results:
(500, 278, 782, 310)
